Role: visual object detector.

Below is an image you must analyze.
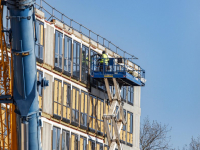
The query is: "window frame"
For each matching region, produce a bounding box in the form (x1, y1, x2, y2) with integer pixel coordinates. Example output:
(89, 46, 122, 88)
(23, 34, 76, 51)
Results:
(71, 133, 78, 150)
(54, 30, 63, 72)
(97, 98, 104, 135)
(80, 91, 88, 129)
(127, 86, 134, 105)
(81, 44, 89, 84)
(71, 86, 79, 126)
(35, 19, 44, 63)
(62, 82, 71, 123)
(121, 86, 127, 102)
(80, 136, 87, 150)
(52, 126, 61, 150)
(127, 111, 133, 146)
(64, 35, 72, 76)
(53, 78, 62, 120)
(72, 40, 80, 80)
(61, 129, 70, 150)
(96, 142, 103, 150)
(88, 139, 95, 150)
(88, 95, 97, 132)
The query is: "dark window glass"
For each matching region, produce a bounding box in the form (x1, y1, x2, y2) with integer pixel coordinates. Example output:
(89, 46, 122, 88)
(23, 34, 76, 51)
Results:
(73, 41, 80, 79)
(55, 30, 63, 69)
(64, 35, 72, 74)
(62, 130, 70, 150)
(81, 45, 89, 83)
(35, 20, 44, 61)
(52, 127, 61, 150)
(121, 86, 127, 102)
(128, 86, 133, 105)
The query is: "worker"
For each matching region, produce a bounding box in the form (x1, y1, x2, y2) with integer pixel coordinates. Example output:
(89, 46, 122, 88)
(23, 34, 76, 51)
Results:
(100, 51, 109, 72)
(82, 51, 88, 72)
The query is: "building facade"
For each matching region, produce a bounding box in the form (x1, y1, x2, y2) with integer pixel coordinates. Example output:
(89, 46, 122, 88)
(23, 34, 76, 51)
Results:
(34, 5, 143, 150)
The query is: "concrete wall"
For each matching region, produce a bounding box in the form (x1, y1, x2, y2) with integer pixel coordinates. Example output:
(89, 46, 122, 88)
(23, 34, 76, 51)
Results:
(43, 73, 53, 115)
(42, 122, 52, 150)
(44, 23, 54, 66)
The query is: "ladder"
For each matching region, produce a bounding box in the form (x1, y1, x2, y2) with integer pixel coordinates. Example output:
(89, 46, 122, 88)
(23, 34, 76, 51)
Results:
(103, 78, 126, 150)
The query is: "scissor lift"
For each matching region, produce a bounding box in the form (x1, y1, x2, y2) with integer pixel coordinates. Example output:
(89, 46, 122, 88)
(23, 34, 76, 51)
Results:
(91, 57, 145, 150)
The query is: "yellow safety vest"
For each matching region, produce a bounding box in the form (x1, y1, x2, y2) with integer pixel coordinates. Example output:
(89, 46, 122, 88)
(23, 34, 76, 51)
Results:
(100, 54, 109, 65)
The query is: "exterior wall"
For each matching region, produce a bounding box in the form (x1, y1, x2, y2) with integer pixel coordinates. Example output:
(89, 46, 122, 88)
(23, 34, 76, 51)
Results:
(42, 122, 52, 150)
(44, 23, 54, 67)
(35, 13, 142, 150)
(43, 73, 53, 115)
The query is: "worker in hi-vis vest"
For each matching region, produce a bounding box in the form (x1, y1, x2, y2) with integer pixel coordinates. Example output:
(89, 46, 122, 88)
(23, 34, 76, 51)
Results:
(100, 51, 109, 72)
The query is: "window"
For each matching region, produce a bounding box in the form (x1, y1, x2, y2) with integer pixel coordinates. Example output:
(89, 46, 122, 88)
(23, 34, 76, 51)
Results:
(97, 98, 104, 134)
(89, 95, 96, 131)
(121, 86, 127, 102)
(37, 70, 43, 109)
(52, 126, 61, 150)
(35, 20, 44, 62)
(55, 30, 63, 70)
(104, 145, 109, 150)
(80, 91, 88, 128)
(53, 79, 62, 119)
(62, 130, 70, 150)
(81, 45, 89, 83)
(96, 142, 103, 150)
(80, 136, 87, 150)
(71, 87, 79, 125)
(64, 35, 72, 75)
(128, 86, 134, 105)
(120, 109, 126, 143)
(127, 111, 133, 145)
(71, 133, 78, 150)
(90, 49, 101, 88)
(62, 82, 71, 122)
(73, 41, 80, 79)
(88, 140, 95, 150)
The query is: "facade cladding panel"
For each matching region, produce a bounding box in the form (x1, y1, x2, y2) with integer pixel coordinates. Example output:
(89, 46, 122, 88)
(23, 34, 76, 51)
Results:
(36, 14, 141, 150)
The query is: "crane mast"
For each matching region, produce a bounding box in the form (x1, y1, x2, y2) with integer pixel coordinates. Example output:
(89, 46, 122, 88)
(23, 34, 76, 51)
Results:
(1, 0, 48, 149)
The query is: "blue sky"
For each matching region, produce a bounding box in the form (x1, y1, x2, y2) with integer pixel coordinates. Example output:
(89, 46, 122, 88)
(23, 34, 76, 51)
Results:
(42, 0, 200, 148)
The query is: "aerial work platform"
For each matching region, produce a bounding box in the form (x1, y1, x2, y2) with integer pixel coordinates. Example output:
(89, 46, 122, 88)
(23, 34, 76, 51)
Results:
(90, 57, 145, 150)
(91, 57, 145, 86)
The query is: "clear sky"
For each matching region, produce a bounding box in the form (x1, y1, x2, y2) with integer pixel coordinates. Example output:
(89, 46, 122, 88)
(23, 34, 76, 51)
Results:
(40, 0, 200, 148)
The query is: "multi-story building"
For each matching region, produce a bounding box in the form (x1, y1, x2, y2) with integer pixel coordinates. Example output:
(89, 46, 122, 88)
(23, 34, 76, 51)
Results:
(33, 1, 145, 150)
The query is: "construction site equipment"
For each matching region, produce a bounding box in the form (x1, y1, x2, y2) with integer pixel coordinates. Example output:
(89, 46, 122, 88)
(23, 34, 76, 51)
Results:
(0, 0, 48, 149)
(91, 57, 145, 150)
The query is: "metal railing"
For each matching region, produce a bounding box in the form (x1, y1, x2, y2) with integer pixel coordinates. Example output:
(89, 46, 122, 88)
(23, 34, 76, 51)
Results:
(34, 0, 138, 60)
(91, 58, 145, 80)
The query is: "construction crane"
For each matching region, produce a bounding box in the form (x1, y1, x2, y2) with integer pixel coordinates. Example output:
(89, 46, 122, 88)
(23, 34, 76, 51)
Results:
(91, 57, 145, 150)
(0, 0, 48, 149)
